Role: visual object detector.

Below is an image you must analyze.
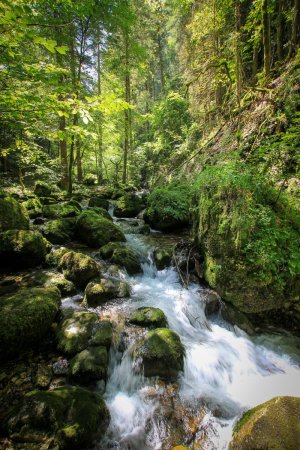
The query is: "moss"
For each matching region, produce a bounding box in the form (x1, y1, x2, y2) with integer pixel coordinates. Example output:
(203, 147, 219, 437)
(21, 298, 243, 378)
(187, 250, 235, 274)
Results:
(88, 196, 109, 210)
(75, 211, 125, 248)
(230, 396, 300, 450)
(109, 246, 142, 275)
(56, 310, 98, 356)
(0, 196, 29, 231)
(99, 242, 122, 259)
(42, 203, 80, 219)
(6, 386, 110, 449)
(0, 229, 48, 269)
(45, 247, 68, 268)
(88, 206, 112, 221)
(22, 197, 42, 219)
(91, 321, 113, 349)
(114, 193, 145, 218)
(34, 181, 52, 197)
(58, 251, 99, 288)
(84, 278, 130, 306)
(41, 218, 76, 244)
(24, 270, 76, 296)
(129, 307, 168, 328)
(0, 287, 61, 359)
(68, 346, 108, 384)
(134, 328, 185, 380)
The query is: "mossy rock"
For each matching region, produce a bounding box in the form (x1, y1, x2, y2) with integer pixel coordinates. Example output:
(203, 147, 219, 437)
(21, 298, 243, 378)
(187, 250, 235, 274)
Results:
(0, 196, 29, 231)
(22, 270, 76, 296)
(88, 206, 112, 221)
(154, 248, 172, 270)
(129, 307, 168, 328)
(75, 211, 125, 248)
(42, 203, 80, 219)
(99, 242, 123, 259)
(230, 396, 300, 450)
(84, 278, 130, 307)
(134, 328, 185, 380)
(0, 230, 48, 269)
(45, 247, 69, 268)
(91, 321, 113, 349)
(88, 196, 109, 210)
(0, 287, 61, 359)
(22, 197, 42, 219)
(114, 193, 145, 218)
(34, 181, 52, 197)
(68, 346, 108, 384)
(56, 310, 99, 356)
(41, 218, 76, 244)
(65, 199, 82, 211)
(100, 243, 142, 275)
(4, 386, 110, 449)
(58, 251, 99, 288)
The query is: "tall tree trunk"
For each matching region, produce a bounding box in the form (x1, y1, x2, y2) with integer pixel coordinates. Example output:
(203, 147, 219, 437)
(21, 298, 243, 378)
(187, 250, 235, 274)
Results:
(97, 30, 103, 183)
(262, 0, 271, 77)
(235, 0, 242, 104)
(76, 140, 83, 182)
(276, 0, 284, 61)
(59, 114, 68, 189)
(157, 33, 165, 94)
(289, 0, 300, 58)
(123, 31, 131, 185)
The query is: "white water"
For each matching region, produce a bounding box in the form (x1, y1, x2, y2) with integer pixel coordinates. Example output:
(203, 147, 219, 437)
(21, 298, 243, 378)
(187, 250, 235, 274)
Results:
(98, 225, 300, 450)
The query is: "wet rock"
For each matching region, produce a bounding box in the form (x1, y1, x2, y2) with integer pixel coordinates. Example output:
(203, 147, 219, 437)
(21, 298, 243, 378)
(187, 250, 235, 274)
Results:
(75, 210, 125, 248)
(100, 243, 142, 275)
(58, 251, 100, 288)
(221, 303, 255, 335)
(68, 346, 108, 384)
(56, 310, 98, 356)
(84, 278, 130, 307)
(34, 181, 52, 197)
(88, 196, 109, 210)
(134, 328, 185, 381)
(4, 386, 110, 449)
(203, 289, 221, 316)
(129, 307, 168, 329)
(230, 396, 300, 450)
(52, 359, 69, 376)
(0, 196, 29, 231)
(0, 287, 61, 359)
(41, 218, 76, 244)
(0, 229, 48, 269)
(91, 321, 113, 349)
(35, 364, 52, 388)
(154, 248, 172, 270)
(42, 203, 80, 219)
(114, 193, 145, 218)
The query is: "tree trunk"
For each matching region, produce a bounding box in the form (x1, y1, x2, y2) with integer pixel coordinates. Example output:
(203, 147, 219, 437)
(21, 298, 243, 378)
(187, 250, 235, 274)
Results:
(76, 140, 83, 182)
(157, 33, 165, 94)
(97, 30, 103, 183)
(123, 31, 131, 185)
(59, 115, 68, 189)
(276, 0, 284, 61)
(235, 0, 242, 104)
(289, 0, 300, 58)
(262, 0, 271, 77)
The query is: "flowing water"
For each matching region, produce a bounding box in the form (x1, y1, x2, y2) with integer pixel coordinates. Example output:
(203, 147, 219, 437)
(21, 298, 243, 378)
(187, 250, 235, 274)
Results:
(86, 212, 300, 449)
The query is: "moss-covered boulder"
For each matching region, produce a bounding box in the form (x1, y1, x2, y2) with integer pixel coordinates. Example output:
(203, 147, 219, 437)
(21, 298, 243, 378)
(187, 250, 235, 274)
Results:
(100, 243, 142, 275)
(56, 310, 98, 356)
(58, 251, 99, 288)
(133, 328, 184, 380)
(0, 230, 48, 269)
(22, 197, 42, 219)
(84, 278, 130, 306)
(114, 193, 145, 218)
(129, 307, 168, 328)
(45, 246, 69, 268)
(75, 210, 125, 248)
(0, 287, 61, 359)
(88, 206, 112, 221)
(88, 195, 109, 210)
(0, 196, 29, 231)
(230, 396, 300, 450)
(193, 165, 300, 327)
(69, 346, 108, 384)
(41, 218, 76, 244)
(22, 270, 76, 296)
(91, 321, 113, 349)
(4, 386, 110, 450)
(42, 203, 80, 219)
(154, 248, 172, 270)
(34, 181, 52, 197)
(145, 184, 190, 231)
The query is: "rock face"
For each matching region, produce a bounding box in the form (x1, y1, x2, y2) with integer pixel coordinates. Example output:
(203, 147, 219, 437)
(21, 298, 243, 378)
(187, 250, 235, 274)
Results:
(0, 196, 29, 231)
(69, 346, 108, 384)
(4, 386, 110, 449)
(134, 328, 184, 380)
(84, 278, 130, 306)
(230, 396, 300, 450)
(56, 310, 99, 356)
(114, 193, 145, 218)
(58, 251, 99, 288)
(75, 210, 125, 247)
(0, 287, 61, 359)
(100, 243, 142, 275)
(129, 307, 168, 328)
(0, 229, 48, 269)
(41, 218, 76, 244)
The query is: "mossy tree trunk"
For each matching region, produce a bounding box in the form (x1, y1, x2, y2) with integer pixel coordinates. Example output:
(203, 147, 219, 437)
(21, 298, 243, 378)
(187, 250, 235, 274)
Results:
(262, 0, 271, 78)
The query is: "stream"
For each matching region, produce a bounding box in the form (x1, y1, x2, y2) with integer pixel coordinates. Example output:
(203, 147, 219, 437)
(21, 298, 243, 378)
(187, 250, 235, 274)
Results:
(65, 211, 300, 449)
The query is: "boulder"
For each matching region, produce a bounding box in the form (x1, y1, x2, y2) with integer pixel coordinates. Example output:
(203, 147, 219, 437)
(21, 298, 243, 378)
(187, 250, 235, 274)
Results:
(100, 243, 142, 275)
(68, 346, 108, 384)
(41, 218, 76, 244)
(88, 206, 112, 221)
(84, 278, 130, 307)
(58, 251, 99, 288)
(75, 211, 125, 248)
(88, 196, 109, 210)
(22, 197, 42, 219)
(133, 328, 184, 380)
(202, 289, 221, 316)
(0, 287, 61, 359)
(0, 196, 29, 231)
(4, 386, 110, 449)
(45, 247, 69, 268)
(129, 307, 168, 328)
(154, 248, 172, 270)
(91, 321, 113, 349)
(114, 193, 145, 218)
(56, 310, 99, 356)
(22, 270, 76, 296)
(42, 203, 80, 219)
(34, 181, 52, 197)
(221, 303, 255, 335)
(230, 396, 300, 450)
(0, 229, 48, 269)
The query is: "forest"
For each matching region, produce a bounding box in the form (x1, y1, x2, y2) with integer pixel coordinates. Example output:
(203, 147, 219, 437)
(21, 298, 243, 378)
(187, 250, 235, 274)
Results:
(0, 0, 300, 449)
